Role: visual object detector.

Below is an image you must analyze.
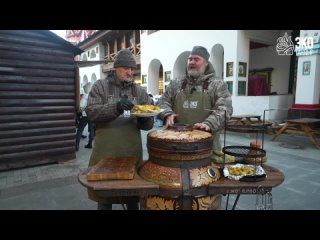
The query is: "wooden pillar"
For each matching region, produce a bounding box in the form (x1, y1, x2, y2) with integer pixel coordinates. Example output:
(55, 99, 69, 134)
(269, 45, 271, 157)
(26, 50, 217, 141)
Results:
(133, 31, 136, 55)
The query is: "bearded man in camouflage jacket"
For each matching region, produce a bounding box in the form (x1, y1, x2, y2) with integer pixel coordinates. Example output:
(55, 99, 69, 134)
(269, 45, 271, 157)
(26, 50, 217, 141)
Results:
(158, 46, 233, 160)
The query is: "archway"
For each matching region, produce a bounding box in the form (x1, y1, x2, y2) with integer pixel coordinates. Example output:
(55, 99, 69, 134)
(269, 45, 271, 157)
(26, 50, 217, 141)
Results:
(91, 73, 97, 83)
(172, 51, 190, 79)
(148, 59, 163, 96)
(81, 54, 87, 61)
(90, 49, 96, 59)
(82, 75, 88, 91)
(210, 44, 224, 79)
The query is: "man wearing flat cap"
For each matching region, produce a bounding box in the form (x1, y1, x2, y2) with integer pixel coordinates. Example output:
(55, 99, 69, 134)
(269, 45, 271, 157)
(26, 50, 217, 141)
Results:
(158, 46, 233, 208)
(85, 48, 154, 210)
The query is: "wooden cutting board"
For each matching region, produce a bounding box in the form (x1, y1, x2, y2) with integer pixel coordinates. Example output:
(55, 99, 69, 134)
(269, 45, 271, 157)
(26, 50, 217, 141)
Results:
(86, 156, 138, 181)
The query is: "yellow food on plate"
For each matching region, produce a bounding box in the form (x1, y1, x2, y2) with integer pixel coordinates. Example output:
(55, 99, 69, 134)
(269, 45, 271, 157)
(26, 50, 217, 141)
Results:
(228, 166, 256, 176)
(132, 105, 161, 114)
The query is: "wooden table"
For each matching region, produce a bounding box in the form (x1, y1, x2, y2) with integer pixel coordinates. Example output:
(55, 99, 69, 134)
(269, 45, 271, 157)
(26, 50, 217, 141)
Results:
(209, 164, 284, 209)
(230, 114, 262, 125)
(78, 164, 284, 210)
(271, 118, 320, 149)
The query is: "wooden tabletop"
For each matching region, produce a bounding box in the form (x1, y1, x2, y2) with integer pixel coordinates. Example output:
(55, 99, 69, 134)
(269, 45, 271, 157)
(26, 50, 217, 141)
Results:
(230, 115, 262, 126)
(231, 114, 261, 118)
(286, 118, 320, 124)
(209, 164, 284, 195)
(78, 164, 284, 197)
(78, 169, 159, 197)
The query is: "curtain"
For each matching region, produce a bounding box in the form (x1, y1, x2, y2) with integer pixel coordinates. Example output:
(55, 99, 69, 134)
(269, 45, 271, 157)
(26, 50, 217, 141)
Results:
(248, 75, 269, 96)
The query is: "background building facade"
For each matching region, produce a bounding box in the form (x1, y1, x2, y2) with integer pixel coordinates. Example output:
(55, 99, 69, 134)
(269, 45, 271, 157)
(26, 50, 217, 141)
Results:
(140, 30, 302, 121)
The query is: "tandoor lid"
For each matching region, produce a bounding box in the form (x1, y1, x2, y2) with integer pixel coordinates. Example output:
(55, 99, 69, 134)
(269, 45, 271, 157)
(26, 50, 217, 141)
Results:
(148, 127, 212, 141)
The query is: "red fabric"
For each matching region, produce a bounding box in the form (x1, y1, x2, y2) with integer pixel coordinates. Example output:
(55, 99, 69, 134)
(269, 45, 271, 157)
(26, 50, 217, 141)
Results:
(291, 104, 320, 110)
(248, 75, 269, 96)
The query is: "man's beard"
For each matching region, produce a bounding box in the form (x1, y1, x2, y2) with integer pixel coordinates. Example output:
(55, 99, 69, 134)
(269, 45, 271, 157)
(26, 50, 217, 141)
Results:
(187, 65, 206, 78)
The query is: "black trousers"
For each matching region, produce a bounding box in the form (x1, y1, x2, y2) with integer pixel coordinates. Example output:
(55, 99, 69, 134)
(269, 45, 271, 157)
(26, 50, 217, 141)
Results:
(76, 116, 94, 144)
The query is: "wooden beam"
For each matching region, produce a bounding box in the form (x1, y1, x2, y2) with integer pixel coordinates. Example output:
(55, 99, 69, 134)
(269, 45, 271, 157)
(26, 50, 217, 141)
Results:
(133, 31, 136, 55)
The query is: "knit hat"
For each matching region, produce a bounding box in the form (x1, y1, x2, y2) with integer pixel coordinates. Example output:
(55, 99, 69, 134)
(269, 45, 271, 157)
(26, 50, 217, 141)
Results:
(190, 46, 210, 62)
(113, 49, 136, 68)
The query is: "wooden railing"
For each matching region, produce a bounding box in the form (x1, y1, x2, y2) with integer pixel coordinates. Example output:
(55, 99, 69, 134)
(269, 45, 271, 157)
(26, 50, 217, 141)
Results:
(104, 43, 140, 60)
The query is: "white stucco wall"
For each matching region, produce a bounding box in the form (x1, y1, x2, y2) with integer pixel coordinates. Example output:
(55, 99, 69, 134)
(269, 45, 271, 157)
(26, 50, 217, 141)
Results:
(79, 42, 106, 93)
(141, 30, 295, 122)
(295, 54, 320, 104)
(314, 55, 320, 104)
(300, 30, 320, 43)
(237, 30, 250, 78)
(234, 30, 250, 96)
(141, 30, 238, 80)
(79, 64, 102, 93)
(232, 95, 293, 121)
(141, 30, 290, 95)
(294, 30, 320, 105)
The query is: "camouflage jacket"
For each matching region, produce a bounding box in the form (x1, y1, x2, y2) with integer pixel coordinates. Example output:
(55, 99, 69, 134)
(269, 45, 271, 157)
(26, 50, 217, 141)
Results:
(158, 63, 233, 133)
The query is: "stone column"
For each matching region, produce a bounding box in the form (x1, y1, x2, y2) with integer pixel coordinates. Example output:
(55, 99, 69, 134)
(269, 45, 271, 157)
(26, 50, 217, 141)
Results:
(291, 31, 320, 118)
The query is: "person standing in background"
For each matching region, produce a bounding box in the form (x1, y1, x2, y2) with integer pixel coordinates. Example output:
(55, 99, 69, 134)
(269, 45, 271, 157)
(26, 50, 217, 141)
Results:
(148, 93, 154, 105)
(75, 82, 95, 151)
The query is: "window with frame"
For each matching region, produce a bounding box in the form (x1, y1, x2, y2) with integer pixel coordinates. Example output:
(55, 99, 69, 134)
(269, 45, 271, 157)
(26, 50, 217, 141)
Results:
(226, 81, 233, 94)
(142, 75, 147, 84)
